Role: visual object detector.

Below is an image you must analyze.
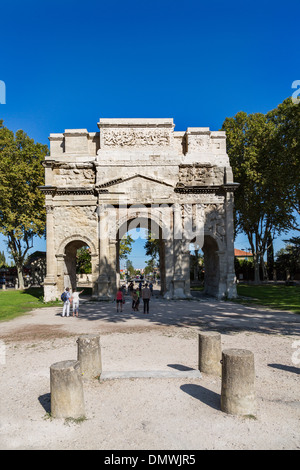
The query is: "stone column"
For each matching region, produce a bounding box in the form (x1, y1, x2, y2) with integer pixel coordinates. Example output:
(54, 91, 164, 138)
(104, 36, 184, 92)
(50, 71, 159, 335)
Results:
(172, 204, 186, 298)
(77, 335, 102, 380)
(50, 360, 85, 419)
(55, 254, 66, 296)
(198, 331, 222, 375)
(224, 188, 237, 298)
(108, 238, 118, 294)
(97, 203, 110, 299)
(91, 252, 99, 297)
(44, 205, 57, 301)
(221, 349, 256, 416)
(163, 238, 174, 299)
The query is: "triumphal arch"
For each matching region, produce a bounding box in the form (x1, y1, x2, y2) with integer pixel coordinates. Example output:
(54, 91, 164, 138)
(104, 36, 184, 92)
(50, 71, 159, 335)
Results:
(40, 118, 239, 302)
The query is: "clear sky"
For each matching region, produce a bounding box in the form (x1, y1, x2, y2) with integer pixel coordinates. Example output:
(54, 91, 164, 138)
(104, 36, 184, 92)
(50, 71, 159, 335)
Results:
(0, 0, 299, 267)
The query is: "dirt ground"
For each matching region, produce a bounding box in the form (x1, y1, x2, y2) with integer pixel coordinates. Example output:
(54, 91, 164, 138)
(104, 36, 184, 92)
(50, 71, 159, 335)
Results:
(0, 294, 299, 450)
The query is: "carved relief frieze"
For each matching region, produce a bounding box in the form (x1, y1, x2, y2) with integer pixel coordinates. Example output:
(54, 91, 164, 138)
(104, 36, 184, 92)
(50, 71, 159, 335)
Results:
(178, 164, 224, 186)
(188, 135, 211, 152)
(102, 129, 171, 147)
(204, 204, 226, 243)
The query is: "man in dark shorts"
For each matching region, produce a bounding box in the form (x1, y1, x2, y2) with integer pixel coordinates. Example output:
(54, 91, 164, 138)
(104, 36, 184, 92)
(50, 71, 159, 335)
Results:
(142, 283, 151, 314)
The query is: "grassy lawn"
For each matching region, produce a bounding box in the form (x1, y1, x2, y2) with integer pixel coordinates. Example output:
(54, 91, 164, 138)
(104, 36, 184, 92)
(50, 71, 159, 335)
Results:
(235, 284, 300, 314)
(0, 287, 62, 322)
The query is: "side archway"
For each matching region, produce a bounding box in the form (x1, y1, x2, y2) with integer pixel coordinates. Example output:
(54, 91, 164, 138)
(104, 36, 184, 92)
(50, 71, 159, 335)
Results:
(56, 235, 98, 295)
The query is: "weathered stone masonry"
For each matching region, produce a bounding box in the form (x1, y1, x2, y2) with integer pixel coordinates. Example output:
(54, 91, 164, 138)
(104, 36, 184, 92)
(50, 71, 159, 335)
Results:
(40, 118, 239, 302)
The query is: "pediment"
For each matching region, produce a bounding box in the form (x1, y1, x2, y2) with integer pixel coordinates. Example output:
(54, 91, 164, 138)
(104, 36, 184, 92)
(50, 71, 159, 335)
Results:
(96, 174, 174, 191)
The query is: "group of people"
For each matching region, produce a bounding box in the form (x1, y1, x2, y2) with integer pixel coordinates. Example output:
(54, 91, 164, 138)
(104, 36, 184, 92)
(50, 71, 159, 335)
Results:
(61, 281, 153, 317)
(61, 287, 84, 317)
(116, 283, 152, 314)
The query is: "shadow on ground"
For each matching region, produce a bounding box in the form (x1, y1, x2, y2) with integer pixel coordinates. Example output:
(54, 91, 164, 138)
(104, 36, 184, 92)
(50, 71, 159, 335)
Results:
(71, 290, 300, 336)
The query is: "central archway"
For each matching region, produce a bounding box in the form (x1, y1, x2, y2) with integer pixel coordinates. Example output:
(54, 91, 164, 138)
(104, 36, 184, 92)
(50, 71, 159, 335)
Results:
(116, 214, 166, 295)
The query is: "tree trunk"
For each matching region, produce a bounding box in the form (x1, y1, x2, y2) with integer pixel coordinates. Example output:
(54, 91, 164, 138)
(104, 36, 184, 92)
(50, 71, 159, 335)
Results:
(16, 264, 24, 290)
(253, 253, 260, 284)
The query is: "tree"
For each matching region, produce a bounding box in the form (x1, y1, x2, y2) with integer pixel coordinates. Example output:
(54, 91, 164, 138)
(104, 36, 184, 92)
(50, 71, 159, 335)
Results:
(190, 248, 204, 282)
(0, 250, 6, 267)
(275, 236, 300, 280)
(222, 105, 299, 283)
(76, 246, 92, 274)
(144, 258, 157, 277)
(119, 234, 134, 260)
(144, 233, 159, 262)
(267, 98, 300, 227)
(0, 121, 48, 288)
(126, 259, 135, 277)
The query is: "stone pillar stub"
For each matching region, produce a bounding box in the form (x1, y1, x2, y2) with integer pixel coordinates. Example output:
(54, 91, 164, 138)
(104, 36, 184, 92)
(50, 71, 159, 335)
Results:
(50, 360, 85, 419)
(77, 335, 102, 380)
(221, 348, 256, 416)
(198, 331, 222, 375)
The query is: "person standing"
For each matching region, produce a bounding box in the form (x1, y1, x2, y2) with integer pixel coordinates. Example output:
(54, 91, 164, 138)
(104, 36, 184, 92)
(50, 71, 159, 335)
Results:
(62, 287, 71, 317)
(71, 288, 84, 317)
(116, 287, 124, 312)
(132, 290, 138, 312)
(149, 282, 153, 296)
(142, 283, 151, 314)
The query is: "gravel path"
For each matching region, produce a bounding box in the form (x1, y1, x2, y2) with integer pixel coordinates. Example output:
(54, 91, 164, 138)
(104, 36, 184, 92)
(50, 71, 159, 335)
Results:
(0, 295, 299, 450)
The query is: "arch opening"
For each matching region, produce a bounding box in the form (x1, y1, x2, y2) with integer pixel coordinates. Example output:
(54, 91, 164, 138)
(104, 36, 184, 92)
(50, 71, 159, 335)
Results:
(189, 235, 220, 297)
(116, 216, 165, 296)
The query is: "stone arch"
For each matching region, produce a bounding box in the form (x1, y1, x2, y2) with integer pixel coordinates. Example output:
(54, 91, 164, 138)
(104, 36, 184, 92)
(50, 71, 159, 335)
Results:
(56, 235, 98, 295)
(57, 234, 97, 257)
(113, 208, 171, 294)
(112, 206, 171, 241)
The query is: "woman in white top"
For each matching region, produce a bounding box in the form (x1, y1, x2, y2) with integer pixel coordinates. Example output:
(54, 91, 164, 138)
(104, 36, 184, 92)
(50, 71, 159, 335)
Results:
(71, 288, 84, 317)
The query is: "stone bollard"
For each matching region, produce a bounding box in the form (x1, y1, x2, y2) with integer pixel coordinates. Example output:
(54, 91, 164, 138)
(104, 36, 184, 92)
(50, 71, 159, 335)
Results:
(50, 360, 85, 419)
(221, 349, 256, 416)
(198, 331, 222, 375)
(77, 334, 102, 380)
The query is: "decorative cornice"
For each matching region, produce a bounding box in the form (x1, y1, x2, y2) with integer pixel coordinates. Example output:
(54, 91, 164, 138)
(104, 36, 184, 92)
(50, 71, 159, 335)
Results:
(96, 178, 123, 189)
(174, 185, 222, 194)
(38, 185, 57, 195)
(38, 185, 95, 196)
(174, 183, 239, 194)
(56, 187, 95, 196)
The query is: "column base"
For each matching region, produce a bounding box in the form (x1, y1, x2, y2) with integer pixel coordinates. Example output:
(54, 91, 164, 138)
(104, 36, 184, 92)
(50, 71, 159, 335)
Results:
(97, 278, 114, 300)
(163, 279, 192, 300)
(43, 277, 58, 302)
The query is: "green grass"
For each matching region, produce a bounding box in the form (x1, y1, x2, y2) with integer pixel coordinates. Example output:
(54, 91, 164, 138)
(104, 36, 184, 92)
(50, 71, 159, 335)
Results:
(0, 287, 62, 322)
(235, 284, 300, 314)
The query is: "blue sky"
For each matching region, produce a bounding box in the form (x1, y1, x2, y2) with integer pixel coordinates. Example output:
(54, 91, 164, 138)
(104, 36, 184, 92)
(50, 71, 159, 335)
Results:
(0, 0, 299, 268)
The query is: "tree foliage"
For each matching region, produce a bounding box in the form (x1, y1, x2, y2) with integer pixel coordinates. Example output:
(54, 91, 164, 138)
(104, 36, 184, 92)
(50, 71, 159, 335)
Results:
(144, 233, 159, 262)
(275, 236, 300, 280)
(0, 250, 6, 268)
(222, 98, 300, 283)
(119, 234, 134, 260)
(76, 246, 92, 274)
(0, 120, 48, 287)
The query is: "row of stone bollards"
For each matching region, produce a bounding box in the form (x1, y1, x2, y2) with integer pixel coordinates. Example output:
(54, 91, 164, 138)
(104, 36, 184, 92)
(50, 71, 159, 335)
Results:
(50, 334, 102, 419)
(198, 331, 256, 416)
(49, 331, 256, 419)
